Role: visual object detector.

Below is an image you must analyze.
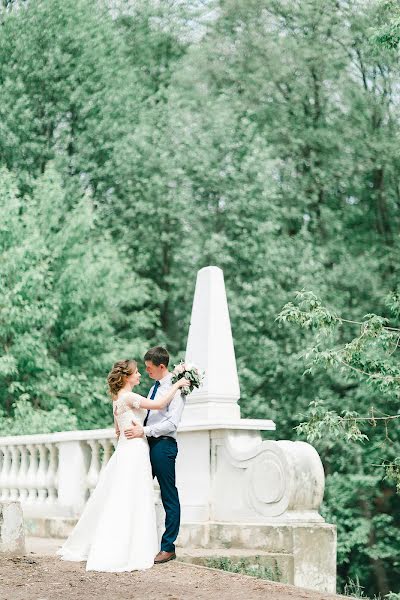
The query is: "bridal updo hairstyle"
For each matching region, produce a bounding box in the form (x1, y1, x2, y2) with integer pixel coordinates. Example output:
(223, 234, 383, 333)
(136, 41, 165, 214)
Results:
(107, 359, 137, 399)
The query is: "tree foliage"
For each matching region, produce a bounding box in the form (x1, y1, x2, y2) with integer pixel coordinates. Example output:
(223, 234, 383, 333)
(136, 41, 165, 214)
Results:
(0, 166, 156, 431)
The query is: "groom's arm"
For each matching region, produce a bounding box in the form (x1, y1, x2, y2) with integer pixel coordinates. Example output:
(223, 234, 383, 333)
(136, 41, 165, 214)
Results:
(143, 390, 185, 438)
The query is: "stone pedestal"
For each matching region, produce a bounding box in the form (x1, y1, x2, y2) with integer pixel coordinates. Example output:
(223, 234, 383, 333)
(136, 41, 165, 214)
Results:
(177, 522, 336, 591)
(174, 266, 337, 593)
(0, 502, 25, 555)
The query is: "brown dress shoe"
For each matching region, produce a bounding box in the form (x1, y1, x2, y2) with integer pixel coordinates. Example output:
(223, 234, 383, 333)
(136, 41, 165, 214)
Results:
(154, 550, 176, 564)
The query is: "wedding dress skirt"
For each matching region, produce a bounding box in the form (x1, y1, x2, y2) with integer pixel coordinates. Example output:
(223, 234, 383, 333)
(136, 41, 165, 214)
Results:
(57, 401, 158, 572)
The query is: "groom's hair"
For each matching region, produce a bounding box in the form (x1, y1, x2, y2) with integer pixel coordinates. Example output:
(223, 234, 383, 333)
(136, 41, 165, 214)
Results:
(144, 346, 170, 367)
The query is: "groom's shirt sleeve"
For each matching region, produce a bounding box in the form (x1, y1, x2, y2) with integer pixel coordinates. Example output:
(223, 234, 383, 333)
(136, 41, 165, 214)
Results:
(142, 389, 185, 438)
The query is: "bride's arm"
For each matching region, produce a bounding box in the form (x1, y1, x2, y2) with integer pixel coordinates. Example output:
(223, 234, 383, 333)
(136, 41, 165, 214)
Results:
(127, 379, 189, 411)
(114, 415, 120, 438)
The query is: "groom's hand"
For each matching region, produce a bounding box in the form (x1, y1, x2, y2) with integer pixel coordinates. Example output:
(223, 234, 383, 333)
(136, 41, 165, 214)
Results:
(124, 420, 144, 439)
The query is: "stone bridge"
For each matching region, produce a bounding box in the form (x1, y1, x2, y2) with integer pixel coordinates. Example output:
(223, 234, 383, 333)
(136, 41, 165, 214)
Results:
(0, 266, 336, 593)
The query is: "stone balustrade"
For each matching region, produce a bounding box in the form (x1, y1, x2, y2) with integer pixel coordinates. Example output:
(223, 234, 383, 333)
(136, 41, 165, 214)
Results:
(0, 429, 117, 518)
(0, 422, 325, 527)
(0, 424, 336, 592)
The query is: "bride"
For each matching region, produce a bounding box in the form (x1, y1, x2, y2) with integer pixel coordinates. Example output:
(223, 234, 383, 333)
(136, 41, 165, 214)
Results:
(57, 359, 189, 572)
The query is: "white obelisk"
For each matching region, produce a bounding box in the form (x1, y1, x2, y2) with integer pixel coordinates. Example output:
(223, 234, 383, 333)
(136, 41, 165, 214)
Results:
(183, 266, 241, 423)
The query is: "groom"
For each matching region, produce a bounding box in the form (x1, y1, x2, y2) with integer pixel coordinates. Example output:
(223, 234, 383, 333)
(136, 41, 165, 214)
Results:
(124, 346, 185, 564)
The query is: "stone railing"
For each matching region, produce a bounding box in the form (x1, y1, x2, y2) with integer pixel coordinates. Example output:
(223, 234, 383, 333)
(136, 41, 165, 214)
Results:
(0, 421, 323, 526)
(0, 429, 117, 518)
(0, 424, 336, 593)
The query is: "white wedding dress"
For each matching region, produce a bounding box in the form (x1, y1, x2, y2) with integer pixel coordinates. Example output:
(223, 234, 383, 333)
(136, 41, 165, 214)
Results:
(57, 393, 158, 571)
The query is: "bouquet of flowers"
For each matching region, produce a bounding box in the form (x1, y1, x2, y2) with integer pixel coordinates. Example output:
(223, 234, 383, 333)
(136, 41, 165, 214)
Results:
(171, 361, 203, 396)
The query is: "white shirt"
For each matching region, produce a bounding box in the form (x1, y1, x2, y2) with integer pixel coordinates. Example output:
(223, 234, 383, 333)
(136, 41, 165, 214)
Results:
(142, 373, 185, 439)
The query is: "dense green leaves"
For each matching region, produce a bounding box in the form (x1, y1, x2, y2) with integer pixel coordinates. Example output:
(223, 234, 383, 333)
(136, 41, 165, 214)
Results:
(0, 166, 156, 430)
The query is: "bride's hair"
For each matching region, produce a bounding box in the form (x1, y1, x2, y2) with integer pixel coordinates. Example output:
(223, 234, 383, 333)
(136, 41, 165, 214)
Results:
(107, 359, 137, 399)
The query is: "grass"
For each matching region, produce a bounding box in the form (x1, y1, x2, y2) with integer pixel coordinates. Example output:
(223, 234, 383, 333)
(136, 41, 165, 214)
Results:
(343, 578, 400, 600)
(204, 556, 281, 582)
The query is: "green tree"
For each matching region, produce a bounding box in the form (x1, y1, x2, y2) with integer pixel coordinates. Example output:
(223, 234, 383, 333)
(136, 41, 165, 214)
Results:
(0, 165, 157, 431)
(278, 290, 400, 595)
(0, 0, 140, 197)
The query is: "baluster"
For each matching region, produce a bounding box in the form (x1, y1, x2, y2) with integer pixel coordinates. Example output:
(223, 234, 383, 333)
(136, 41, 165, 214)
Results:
(57, 440, 87, 514)
(45, 443, 58, 504)
(0, 447, 12, 501)
(36, 444, 48, 502)
(8, 446, 20, 501)
(86, 440, 100, 496)
(26, 444, 39, 503)
(17, 445, 29, 502)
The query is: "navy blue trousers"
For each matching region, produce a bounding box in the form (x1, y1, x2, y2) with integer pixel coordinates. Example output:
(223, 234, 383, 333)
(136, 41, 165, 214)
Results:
(149, 437, 180, 552)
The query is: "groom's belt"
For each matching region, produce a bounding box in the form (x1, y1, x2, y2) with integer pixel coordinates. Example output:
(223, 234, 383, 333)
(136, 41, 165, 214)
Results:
(147, 435, 176, 443)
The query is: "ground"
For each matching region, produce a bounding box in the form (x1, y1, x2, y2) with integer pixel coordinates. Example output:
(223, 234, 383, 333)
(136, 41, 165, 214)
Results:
(0, 538, 347, 600)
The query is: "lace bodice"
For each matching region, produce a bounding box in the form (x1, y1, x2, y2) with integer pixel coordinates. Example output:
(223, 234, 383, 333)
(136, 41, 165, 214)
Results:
(113, 392, 147, 430)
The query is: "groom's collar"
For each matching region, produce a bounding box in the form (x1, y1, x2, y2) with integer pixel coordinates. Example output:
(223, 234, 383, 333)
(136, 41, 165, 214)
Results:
(159, 372, 172, 386)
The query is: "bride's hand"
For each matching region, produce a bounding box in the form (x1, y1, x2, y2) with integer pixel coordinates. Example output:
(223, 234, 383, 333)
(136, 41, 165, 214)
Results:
(177, 377, 190, 389)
